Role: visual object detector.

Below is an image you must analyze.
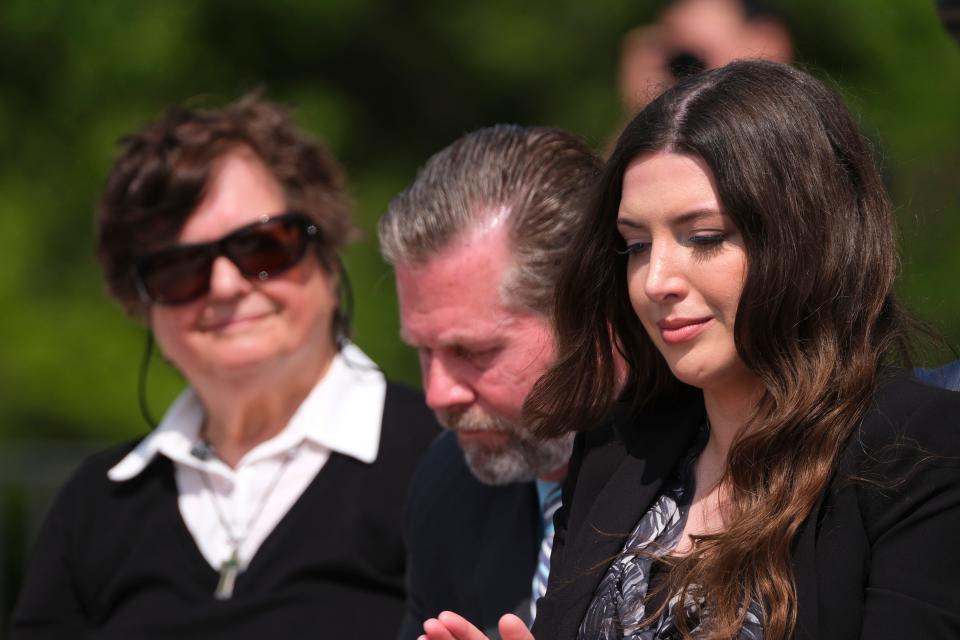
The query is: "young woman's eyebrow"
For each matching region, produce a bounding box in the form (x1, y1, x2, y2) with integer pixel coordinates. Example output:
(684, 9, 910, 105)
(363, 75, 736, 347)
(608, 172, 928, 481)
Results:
(616, 208, 721, 229)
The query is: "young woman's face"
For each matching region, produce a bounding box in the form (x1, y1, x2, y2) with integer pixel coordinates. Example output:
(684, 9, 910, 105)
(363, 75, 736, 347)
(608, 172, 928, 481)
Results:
(618, 151, 753, 393)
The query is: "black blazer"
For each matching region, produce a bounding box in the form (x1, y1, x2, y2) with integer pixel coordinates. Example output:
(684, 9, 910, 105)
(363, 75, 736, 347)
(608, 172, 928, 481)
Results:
(398, 431, 540, 640)
(10, 381, 439, 640)
(532, 371, 960, 639)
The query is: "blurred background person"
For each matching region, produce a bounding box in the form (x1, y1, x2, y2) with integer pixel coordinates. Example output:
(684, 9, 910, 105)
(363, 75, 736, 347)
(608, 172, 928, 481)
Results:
(9, 96, 438, 639)
(616, 0, 793, 137)
(915, 360, 960, 388)
(939, 0, 960, 43)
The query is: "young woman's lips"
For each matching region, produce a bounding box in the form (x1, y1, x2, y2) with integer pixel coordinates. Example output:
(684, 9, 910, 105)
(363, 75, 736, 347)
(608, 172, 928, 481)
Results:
(657, 317, 713, 344)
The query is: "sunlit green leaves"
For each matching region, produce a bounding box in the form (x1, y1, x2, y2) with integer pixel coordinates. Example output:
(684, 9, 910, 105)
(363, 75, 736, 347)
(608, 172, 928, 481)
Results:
(1, 0, 959, 442)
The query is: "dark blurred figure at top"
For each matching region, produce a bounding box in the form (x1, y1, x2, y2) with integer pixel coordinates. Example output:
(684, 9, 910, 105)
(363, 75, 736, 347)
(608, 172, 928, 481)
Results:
(617, 0, 793, 118)
(10, 95, 438, 639)
(939, 0, 960, 44)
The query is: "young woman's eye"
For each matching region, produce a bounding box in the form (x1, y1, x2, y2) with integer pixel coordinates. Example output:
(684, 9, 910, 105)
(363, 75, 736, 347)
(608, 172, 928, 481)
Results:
(690, 232, 724, 245)
(689, 233, 725, 257)
(616, 242, 651, 256)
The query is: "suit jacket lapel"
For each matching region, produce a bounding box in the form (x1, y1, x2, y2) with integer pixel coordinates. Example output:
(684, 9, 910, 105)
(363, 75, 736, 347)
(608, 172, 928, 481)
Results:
(471, 482, 538, 628)
(550, 387, 706, 638)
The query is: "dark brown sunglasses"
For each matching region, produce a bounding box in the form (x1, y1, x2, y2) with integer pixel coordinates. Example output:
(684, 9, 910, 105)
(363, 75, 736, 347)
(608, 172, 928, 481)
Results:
(133, 212, 319, 305)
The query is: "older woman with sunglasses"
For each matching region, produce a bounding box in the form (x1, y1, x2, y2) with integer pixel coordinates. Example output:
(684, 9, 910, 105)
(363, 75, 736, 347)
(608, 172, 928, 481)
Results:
(11, 96, 438, 639)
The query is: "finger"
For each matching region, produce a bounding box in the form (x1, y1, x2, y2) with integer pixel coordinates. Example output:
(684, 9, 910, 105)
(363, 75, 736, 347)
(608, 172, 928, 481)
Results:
(423, 618, 457, 640)
(435, 611, 489, 640)
(498, 614, 535, 640)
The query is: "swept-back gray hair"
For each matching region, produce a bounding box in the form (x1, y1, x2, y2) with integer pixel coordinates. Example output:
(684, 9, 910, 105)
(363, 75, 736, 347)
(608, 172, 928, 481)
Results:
(378, 124, 601, 316)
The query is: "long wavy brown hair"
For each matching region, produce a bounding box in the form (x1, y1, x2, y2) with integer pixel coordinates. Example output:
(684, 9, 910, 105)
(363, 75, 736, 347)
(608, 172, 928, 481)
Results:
(526, 60, 916, 638)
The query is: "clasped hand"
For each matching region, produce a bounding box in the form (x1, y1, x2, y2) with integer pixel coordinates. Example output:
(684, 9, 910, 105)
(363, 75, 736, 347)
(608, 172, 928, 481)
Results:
(419, 611, 534, 640)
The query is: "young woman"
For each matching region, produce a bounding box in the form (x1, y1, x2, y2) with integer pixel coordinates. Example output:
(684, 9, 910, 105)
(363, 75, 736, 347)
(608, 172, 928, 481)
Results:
(419, 61, 960, 640)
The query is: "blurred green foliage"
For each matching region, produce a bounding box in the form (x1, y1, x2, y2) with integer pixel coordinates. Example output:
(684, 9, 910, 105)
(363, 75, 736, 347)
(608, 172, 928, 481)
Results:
(0, 0, 958, 443)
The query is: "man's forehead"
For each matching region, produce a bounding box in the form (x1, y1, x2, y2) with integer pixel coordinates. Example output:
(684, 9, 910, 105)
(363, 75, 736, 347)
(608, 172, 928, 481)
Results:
(398, 307, 518, 347)
(435, 217, 512, 263)
(395, 227, 511, 303)
(392, 215, 540, 341)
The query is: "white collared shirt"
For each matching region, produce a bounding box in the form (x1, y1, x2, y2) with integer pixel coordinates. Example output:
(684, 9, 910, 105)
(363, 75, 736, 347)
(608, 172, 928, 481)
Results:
(108, 342, 386, 571)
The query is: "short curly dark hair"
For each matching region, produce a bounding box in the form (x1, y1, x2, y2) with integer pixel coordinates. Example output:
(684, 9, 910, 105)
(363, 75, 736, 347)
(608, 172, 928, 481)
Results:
(96, 93, 356, 318)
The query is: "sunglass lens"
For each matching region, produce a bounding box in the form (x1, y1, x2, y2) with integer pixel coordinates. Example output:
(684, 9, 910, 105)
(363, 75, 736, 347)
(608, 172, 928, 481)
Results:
(227, 219, 309, 278)
(138, 246, 213, 304)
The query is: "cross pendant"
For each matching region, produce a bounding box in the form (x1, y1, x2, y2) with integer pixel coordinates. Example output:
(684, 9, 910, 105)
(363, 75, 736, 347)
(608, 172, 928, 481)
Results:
(214, 551, 241, 600)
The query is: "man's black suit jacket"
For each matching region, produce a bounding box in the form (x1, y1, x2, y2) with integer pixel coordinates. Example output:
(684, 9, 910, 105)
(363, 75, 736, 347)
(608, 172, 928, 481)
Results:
(398, 431, 540, 640)
(532, 370, 960, 639)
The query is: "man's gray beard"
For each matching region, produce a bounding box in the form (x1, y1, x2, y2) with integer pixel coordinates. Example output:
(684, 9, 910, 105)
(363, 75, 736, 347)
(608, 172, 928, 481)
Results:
(437, 407, 574, 486)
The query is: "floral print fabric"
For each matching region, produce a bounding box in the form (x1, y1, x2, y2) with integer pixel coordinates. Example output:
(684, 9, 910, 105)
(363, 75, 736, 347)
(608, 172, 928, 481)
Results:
(578, 427, 763, 639)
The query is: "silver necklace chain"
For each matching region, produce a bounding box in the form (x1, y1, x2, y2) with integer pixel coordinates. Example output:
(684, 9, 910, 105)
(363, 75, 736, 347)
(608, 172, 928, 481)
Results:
(198, 442, 301, 599)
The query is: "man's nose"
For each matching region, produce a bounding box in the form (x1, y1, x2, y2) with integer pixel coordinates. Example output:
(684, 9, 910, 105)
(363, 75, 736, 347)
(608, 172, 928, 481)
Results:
(422, 354, 475, 412)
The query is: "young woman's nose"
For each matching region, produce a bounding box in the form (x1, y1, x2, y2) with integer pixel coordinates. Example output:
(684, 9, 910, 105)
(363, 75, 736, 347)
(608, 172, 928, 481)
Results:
(643, 243, 688, 302)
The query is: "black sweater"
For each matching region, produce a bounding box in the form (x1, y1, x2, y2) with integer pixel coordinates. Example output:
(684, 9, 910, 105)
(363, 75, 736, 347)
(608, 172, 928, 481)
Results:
(10, 382, 439, 640)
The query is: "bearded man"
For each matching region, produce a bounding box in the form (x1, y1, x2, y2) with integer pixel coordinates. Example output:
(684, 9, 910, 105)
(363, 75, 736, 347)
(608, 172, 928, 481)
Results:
(378, 124, 600, 639)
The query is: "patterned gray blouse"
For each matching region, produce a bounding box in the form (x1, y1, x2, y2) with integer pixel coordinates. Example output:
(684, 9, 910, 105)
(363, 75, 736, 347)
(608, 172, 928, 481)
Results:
(578, 429, 763, 639)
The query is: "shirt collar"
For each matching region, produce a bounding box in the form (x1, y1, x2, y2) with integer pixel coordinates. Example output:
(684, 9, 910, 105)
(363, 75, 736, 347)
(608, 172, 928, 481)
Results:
(535, 478, 562, 514)
(108, 341, 387, 481)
